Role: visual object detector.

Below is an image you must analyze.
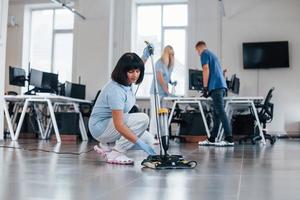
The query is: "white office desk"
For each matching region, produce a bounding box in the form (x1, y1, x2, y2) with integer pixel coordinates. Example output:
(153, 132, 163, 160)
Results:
(3, 94, 92, 143)
(164, 96, 211, 137)
(164, 96, 266, 144)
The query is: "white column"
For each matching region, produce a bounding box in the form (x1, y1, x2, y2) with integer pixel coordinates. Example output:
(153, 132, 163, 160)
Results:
(72, 0, 113, 100)
(111, 0, 132, 66)
(0, 0, 9, 140)
(187, 0, 220, 95)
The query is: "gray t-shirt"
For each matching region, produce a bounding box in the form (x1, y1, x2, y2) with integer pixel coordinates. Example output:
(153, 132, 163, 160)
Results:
(88, 80, 135, 138)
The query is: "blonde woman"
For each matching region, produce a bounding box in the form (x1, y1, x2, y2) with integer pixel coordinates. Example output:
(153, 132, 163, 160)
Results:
(149, 45, 175, 140)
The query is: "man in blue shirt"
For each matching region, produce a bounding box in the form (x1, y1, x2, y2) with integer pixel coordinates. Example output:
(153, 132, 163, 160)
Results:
(195, 41, 234, 146)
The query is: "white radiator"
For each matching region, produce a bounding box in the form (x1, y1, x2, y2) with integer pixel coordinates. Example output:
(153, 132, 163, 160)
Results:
(139, 106, 151, 116)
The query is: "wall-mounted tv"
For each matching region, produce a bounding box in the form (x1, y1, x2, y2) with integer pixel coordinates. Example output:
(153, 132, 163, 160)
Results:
(243, 41, 289, 69)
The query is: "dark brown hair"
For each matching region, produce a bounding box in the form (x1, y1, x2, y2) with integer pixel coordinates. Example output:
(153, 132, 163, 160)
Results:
(195, 41, 207, 48)
(111, 52, 144, 86)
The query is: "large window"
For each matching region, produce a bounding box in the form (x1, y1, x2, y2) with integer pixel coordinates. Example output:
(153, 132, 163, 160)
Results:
(29, 8, 74, 82)
(135, 3, 187, 97)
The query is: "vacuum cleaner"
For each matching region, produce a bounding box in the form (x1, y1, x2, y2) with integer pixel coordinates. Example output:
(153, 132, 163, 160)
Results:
(141, 41, 197, 170)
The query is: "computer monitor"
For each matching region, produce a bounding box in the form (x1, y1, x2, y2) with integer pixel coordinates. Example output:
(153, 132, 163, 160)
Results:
(29, 69, 58, 93)
(9, 66, 26, 86)
(230, 74, 240, 95)
(29, 69, 43, 88)
(64, 81, 86, 99)
(189, 69, 203, 91)
(42, 72, 59, 92)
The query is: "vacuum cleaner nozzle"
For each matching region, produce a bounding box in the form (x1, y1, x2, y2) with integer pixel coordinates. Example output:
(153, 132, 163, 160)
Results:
(141, 155, 197, 170)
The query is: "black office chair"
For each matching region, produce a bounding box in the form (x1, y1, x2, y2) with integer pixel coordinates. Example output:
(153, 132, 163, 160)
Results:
(129, 104, 140, 113)
(239, 87, 276, 145)
(79, 90, 101, 118)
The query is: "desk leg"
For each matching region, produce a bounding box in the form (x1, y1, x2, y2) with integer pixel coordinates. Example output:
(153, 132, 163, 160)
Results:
(44, 115, 51, 139)
(168, 101, 177, 126)
(45, 103, 58, 139)
(15, 99, 30, 140)
(11, 103, 20, 130)
(72, 103, 88, 141)
(33, 103, 46, 139)
(198, 101, 210, 138)
(47, 100, 61, 143)
(251, 102, 266, 145)
(3, 101, 16, 140)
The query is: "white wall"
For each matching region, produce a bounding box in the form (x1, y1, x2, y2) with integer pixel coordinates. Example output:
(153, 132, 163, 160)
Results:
(111, 0, 133, 67)
(224, 0, 300, 135)
(5, 2, 26, 94)
(72, 0, 114, 100)
(187, 0, 300, 135)
(0, 0, 9, 140)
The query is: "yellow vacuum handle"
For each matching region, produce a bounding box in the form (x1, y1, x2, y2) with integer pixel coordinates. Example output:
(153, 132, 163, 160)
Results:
(158, 108, 168, 114)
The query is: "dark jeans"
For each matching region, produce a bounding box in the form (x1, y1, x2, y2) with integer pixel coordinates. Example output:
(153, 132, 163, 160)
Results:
(210, 88, 232, 139)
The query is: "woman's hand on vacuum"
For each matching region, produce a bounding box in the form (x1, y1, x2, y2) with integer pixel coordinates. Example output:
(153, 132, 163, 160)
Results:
(170, 80, 177, 86)
(136, 139, 156, 155)
(142, 43, 154, 61)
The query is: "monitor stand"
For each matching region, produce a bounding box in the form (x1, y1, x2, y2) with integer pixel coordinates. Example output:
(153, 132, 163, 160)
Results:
(24, 88, 37, 95)
(24, 87, 57, 95)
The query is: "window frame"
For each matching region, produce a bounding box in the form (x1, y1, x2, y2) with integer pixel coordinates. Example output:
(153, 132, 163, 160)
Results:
(28, 7, 74, 78)
(134, 2, 187, 98)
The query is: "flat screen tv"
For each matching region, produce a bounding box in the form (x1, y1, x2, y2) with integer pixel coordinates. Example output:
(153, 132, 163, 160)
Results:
(243, 41, 289, 69)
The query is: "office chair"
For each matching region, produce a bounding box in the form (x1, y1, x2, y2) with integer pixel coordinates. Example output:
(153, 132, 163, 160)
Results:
(79, 90, 101, 118)
(129, 105, 140, 113)
(168, 103, 212, 142)
(239, 87, 276, 145)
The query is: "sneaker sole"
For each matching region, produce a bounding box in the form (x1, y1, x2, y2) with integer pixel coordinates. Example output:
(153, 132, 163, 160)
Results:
(215, 144, 234, 147)
(106, 160, 134, 165)
(198, 143, 215, 146)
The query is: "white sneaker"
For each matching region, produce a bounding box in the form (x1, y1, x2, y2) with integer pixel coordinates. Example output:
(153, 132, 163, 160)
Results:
(198, 139, 215, 146)
(106, 150, 134, 165)
(99, 143, 112, 152)
(215, 140, 234, 147)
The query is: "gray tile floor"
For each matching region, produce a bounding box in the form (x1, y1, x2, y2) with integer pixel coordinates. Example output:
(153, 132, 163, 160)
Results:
(1, 139, 300, 200)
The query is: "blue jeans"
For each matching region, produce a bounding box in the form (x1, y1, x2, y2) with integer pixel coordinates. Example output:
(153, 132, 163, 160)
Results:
(210, 88, 232, 139)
